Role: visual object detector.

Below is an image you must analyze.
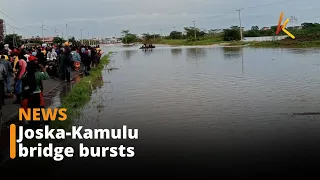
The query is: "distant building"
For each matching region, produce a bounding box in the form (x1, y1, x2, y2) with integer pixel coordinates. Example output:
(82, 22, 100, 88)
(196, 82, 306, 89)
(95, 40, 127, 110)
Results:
(22, 36, 55, 45)
(294, 26, 303, 30)
(103, 37, 120, 44)
(261, 27, 270, 30)
(287, 26, 303, 30)
(42, 37, 54, 44)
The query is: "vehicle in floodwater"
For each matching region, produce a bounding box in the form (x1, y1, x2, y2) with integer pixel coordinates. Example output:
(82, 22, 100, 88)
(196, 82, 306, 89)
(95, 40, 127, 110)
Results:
(139, 44, 155, 50)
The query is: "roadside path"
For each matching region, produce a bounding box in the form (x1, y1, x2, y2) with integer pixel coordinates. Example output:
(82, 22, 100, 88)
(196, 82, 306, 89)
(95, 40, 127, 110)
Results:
(0, 72, 79, 162)
(2, 72, 77, 125)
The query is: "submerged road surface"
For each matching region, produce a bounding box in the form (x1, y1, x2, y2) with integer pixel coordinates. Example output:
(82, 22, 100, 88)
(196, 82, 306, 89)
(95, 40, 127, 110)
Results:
(4, 45, 320, 178)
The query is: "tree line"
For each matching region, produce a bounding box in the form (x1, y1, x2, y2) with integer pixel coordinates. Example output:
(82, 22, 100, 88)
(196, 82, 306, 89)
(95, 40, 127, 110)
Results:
(119, 22, 320, 44)
(4, 21, 318, 48)
(244, 23, 320, 37)
(0, 35, 100, 49)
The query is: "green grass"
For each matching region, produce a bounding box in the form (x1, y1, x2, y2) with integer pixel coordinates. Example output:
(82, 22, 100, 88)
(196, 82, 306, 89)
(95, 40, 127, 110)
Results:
(154, 37, 320, 48)
(51, 52, 111, 130)
(244, 34, 320, 48)
(156, 37, 224, 46)
(249, 40, 320, 48)
(220, 38, 320, 48)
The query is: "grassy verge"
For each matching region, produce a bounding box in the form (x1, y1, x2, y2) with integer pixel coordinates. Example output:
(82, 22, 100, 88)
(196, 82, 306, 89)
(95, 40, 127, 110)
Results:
(154, 38, 320, 48)
(51, 52, 111, 130)
(219, 40, 320, 48)
(243, 34, 320, 48)
(156, 37, 225, 46)
(248, 40, 320, 48)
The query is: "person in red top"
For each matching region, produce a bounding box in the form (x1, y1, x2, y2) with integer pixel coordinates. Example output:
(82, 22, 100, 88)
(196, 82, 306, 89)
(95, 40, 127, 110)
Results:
(28, 55, 37, 62)
(13, 54, 28, 104)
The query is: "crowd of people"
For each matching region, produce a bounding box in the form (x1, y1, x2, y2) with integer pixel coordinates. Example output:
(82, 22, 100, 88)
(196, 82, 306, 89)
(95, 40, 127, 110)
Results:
(0, 42, 103, 127)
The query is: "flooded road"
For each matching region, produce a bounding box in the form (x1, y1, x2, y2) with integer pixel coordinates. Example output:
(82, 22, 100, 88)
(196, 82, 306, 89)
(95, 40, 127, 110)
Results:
(5, 45, 320, 177)
(85, 45, 320, 141)
(65, 45, 320, 176)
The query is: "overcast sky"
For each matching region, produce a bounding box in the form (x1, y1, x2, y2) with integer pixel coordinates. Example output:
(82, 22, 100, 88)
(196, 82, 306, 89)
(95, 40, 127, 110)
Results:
(1, 0, 320, 39)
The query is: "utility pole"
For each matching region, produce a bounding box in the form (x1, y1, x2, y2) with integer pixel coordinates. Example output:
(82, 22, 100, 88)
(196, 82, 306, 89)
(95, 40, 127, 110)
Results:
(65, 24, 68, 42)
(192, 20, 196, 39)
(173, 26, 176, 31)
(80, 29, 83, 45)
(88, 32, 90, 46)
(236, 8, 243, 41)
(41, 21, 44, 42)
(13, 31, 16, 47)
(80, 27, 85, 45)
(3, 20, 6, 38)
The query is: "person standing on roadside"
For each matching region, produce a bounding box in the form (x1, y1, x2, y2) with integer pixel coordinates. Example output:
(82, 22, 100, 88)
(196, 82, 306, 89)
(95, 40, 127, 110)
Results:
(33, 59, 50, 108)
(0, 62, 7, 105)
(63, 43, 72, 82)
(71, 46, 81, 71)
(51, 48, 57, 61)
(58, 47, 64, 80)
(46, 48, 52, 61)
(20, 60, 49, 128)
(12, 52, 20, 77)
(36, 48, 45, 65)
(81, 45, 85, 54)
(82, 47, 91, 75)
(0, 55, 13, 95)
(90, 47, 97, 67)
(13, 54, 28, 104)
(87, 46, 91, 65)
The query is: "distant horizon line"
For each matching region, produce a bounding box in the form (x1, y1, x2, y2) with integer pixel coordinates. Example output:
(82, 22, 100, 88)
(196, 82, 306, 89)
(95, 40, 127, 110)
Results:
(7, 21, 309, 39)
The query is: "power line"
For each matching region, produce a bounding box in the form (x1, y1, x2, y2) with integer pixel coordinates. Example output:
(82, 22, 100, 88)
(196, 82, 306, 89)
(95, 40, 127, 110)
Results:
(0, 9, 61, 36)
(43, 24, 56, 31)
(0, 8, 33, 28)
(5, 22, 27, 32)
(203, 0, 294, 22)
(174, 0, 298, 31)
(244, 0, 293, 9)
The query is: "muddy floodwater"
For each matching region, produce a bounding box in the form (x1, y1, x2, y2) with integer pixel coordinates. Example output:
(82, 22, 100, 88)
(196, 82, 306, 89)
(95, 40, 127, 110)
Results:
(67, 45, 320, 174)
(6, 45, 320, 177)
(83, 45, 320, 141)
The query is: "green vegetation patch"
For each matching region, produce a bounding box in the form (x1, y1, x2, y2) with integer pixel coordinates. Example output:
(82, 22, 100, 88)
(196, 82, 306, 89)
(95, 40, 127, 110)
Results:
(249, 34, 320, 48)
(51, 53, 111, 130)
(157, 36, 224, 46)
